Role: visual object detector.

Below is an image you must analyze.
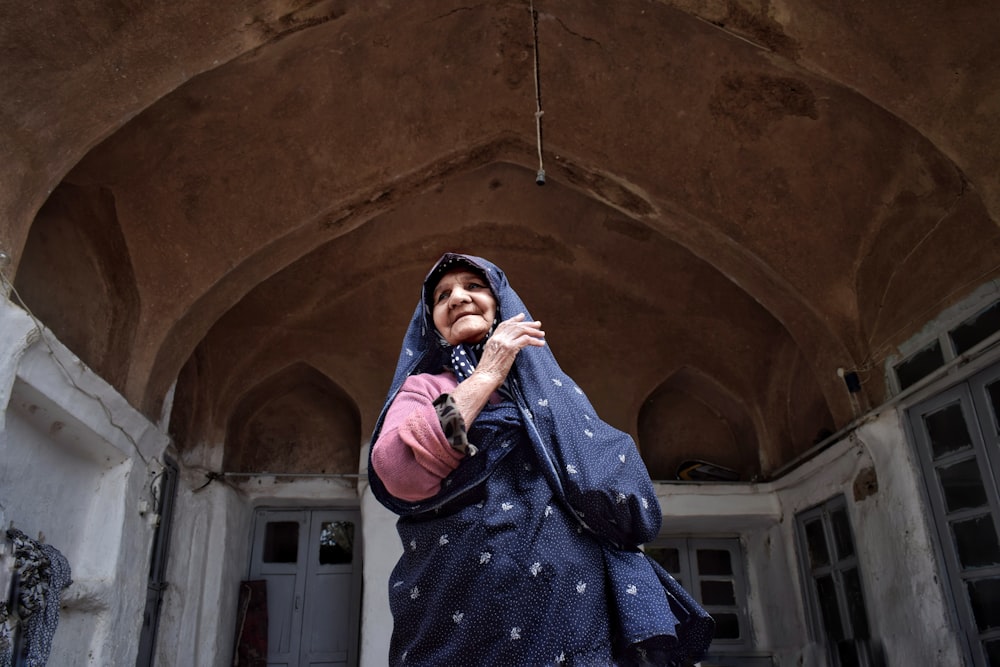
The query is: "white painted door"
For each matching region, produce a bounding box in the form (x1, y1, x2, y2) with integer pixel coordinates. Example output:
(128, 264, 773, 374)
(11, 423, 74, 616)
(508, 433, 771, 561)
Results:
(249, 508, 362, 667)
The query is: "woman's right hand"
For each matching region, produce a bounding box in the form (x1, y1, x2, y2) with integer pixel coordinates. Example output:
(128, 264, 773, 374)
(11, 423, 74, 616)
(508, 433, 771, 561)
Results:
(473, 313, 546, 389)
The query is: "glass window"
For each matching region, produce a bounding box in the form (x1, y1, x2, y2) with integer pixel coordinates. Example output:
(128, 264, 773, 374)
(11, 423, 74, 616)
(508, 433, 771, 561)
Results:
(796, 496, 873, 667)
(987, 381, 1000, 436)
(909, 370, 1000, 666)
(924, 403, 973, 459)
(319, 521, 355, 565)
(647, 546, 680, 575)
(953, 516, 1000, 569)
(263, 521, 299, 563)
(967, 578, 1000, 631)
(645, 537, 751, 651)
(804, 519, 830, 567)
(950, 302, 1000, 356)
(830, 509, 855, 560)
(895, 340, 944, 390)
(938, 458, 988, 512)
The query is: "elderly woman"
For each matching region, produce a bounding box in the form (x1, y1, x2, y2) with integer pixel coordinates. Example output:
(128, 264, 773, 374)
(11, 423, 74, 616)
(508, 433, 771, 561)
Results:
(369, 253, 713, 666)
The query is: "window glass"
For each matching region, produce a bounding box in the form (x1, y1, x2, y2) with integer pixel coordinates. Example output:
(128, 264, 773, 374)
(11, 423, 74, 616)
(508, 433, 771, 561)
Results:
(842, 568, 870, 640)
(816, 574, 844, 640)
(797, 496, 874, 666)
(909, 365, 1000, 665)
(701, 580, 736, 606)
(895, 341, 944, 390)
(950, 302, 1000, 355)
(696, 549, 732, 576)
(937, 458, 988, 512)
(263, 521, 299, 563)
(835, 640, 862, 667)
(967, 578, 1000, 631)
(805, 519, 830, 568)
(924, 403, 973, 459)
(987, 381, 1000, 436)
(830, 509, 855, 560)
(984, 638, 1000, 665)
(712, 612, 741, 640)
(953, 516, 1000, 569)
(650, 538, 750, 650)
(319, 521, 354, 565)
(646, 547, 680, 575)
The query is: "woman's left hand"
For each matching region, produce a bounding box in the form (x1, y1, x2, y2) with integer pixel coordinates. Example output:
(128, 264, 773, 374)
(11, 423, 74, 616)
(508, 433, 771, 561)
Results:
(474, 313, 546, 387)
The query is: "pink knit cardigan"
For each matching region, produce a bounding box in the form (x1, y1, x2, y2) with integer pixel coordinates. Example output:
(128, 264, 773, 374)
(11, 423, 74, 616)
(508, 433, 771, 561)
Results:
(370, 372, 501, 501)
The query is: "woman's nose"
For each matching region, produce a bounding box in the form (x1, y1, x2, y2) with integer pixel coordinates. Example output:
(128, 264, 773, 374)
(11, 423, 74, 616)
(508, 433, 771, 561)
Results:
(448, 287, 471, 306)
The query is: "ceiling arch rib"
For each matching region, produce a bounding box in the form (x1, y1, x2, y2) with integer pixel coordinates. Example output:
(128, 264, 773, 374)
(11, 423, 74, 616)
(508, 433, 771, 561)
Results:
(149, 151, 864, 444)
(135, 137, 540, 416)
(173, 163, 838, 478)
(223, 361, 361, 475)
(639, 366, 763, 481)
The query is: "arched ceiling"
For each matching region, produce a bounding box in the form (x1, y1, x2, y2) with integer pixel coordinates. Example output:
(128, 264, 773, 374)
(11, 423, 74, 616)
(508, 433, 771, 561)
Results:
(3, 0, 999, 479)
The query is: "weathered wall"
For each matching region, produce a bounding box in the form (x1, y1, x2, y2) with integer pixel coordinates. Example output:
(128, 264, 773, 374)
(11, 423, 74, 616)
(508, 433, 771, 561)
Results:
(657, 410, 966, 665)
(0, 298, 169, 666)
(0, 291, 980, 666)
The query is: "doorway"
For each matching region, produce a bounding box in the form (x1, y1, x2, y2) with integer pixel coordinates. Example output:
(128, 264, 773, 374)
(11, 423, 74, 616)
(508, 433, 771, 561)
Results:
(248, 508, 362, 666)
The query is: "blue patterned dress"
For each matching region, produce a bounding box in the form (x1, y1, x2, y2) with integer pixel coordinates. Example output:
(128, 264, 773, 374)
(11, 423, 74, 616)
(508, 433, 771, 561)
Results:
(369, 254, 713, 666)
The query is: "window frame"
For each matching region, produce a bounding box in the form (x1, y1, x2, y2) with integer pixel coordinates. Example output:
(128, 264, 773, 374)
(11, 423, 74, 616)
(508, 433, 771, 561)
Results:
(645, 536, 754, 653)
(888, 295, 1000, 396)
(794, 494, 878, 666)
(906, 363, 1000, 666)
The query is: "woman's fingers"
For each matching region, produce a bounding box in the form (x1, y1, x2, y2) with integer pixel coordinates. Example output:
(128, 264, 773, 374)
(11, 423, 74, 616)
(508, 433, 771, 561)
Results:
(494, 314, 545, 349)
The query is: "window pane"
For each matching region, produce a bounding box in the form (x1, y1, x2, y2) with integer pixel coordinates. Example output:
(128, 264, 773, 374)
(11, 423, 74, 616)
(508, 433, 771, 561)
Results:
(923, 403, 973, 460)
(696, 549, 733, 576)
(816, 574, 845, 640)
(953, 516, 1000, 569)
(987, 381, 1000, 437)
(967, 577, 1000, 631)
(836, 640, 862, 667)
(701, 580, 736, 606)
(895, 341, 944, 390)
(937, 458, 988, 512)
(842, 568, 870, 640)
(830, 508, 855, 561)
(319, 521, 354, 565)
(984, 637, 1000, 665)
(805, 519, 830, 568)
(950, 302, 1000, 355)
(646, 547, 680, 574)
(711, 612, 741, 640)
(263, 521, 299, 563)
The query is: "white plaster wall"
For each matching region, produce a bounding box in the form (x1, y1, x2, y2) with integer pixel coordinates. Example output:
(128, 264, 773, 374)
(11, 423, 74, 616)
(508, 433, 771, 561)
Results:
(359, 483, 402, 667)
(154, 472, 254, 666)
(0, 295, 976, 667)
(0, 298, 171, 666)
(154, 465, 368, 666)
(657, 411, 966, 666)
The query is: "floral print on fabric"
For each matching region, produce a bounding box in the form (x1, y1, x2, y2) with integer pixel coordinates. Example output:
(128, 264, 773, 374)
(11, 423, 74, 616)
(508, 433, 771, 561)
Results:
(6, 529, 72, 667)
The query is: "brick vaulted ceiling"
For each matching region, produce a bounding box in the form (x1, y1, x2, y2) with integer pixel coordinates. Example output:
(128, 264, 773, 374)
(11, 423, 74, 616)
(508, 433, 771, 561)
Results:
(3, 0, 999, 480)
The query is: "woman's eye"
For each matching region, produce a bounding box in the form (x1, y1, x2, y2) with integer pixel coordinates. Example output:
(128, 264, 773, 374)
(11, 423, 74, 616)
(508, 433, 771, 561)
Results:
(436, 291, 450, 303)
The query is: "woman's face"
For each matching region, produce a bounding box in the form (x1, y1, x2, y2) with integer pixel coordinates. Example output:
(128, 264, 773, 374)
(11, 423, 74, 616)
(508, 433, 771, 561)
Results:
(431, 269, 497, 346)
